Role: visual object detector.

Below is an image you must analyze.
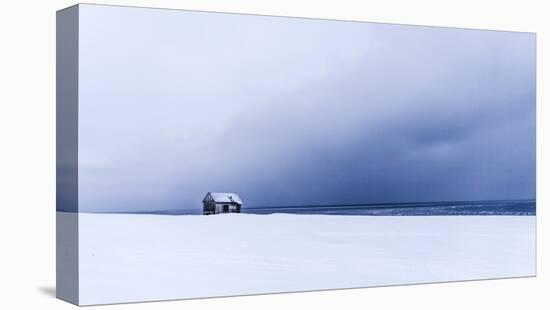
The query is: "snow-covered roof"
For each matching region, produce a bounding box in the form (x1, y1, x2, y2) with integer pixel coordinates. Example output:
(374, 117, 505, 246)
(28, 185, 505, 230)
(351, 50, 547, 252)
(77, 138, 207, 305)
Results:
(204, 192, 243, 205)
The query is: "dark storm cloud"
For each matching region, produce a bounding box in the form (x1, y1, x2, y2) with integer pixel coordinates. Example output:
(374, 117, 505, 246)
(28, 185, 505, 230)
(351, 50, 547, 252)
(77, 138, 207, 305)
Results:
(74, 5, 535, 212)
(203, 25, 535, 207)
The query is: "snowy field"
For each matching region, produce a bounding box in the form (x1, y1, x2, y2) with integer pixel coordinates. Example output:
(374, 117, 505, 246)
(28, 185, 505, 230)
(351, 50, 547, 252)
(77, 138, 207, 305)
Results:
(62, 212, 535, 305)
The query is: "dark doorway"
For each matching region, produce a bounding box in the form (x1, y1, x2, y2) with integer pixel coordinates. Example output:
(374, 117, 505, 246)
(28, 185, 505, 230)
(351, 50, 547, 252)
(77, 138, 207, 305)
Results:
(223, 205, 229, 212)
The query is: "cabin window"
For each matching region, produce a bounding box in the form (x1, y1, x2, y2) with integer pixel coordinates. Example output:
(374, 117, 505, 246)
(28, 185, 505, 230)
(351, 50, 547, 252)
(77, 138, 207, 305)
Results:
(223, 205, 229, 212)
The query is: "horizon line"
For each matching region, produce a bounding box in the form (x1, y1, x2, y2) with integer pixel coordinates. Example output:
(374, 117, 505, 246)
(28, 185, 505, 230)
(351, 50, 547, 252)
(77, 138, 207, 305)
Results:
(57, 198, 536, 214)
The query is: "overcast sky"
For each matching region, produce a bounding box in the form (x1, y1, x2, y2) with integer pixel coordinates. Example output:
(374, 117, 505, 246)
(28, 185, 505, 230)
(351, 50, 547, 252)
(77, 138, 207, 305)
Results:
(73, 4, 535, 212)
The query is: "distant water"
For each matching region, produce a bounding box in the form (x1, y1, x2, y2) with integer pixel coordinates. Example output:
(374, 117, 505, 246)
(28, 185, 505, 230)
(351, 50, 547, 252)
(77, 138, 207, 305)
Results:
(244, 200, 535, 216)
(130, 200, 535, 216)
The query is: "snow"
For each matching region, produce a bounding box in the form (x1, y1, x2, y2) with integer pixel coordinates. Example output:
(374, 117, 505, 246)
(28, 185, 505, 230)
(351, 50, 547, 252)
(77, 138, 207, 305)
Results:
(204, 192, 243, 204)
(64, 212, 535, 305)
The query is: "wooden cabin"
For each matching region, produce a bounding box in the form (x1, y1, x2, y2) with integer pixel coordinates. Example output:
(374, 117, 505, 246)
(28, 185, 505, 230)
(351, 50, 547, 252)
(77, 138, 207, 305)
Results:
(203, 192, 243, 215)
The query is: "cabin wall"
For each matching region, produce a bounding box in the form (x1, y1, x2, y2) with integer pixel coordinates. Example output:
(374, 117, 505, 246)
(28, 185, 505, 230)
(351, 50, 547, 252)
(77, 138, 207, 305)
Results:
(215, 203, 240, 213)
(203, 201, 215, 214)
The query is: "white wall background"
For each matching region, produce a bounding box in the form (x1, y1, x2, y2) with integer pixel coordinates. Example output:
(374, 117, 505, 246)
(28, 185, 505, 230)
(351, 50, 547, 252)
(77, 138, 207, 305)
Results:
(0, 0, 547, 309)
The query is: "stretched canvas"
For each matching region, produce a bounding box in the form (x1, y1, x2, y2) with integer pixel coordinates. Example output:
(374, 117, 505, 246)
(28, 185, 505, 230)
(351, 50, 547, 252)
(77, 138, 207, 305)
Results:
(56, 4, 536, 306)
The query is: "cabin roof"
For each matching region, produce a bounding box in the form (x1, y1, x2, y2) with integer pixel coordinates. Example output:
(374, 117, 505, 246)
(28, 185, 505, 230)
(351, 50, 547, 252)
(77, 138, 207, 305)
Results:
(203, 192, 243, 205)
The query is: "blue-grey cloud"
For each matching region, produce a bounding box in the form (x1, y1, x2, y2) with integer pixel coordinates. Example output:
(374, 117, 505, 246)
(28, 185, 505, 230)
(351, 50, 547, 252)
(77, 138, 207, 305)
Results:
(71, 5, 535, 212)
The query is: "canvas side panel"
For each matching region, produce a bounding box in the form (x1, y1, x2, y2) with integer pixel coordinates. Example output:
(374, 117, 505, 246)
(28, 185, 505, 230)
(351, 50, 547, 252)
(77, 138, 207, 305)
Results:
(56, 5, 79, 305)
